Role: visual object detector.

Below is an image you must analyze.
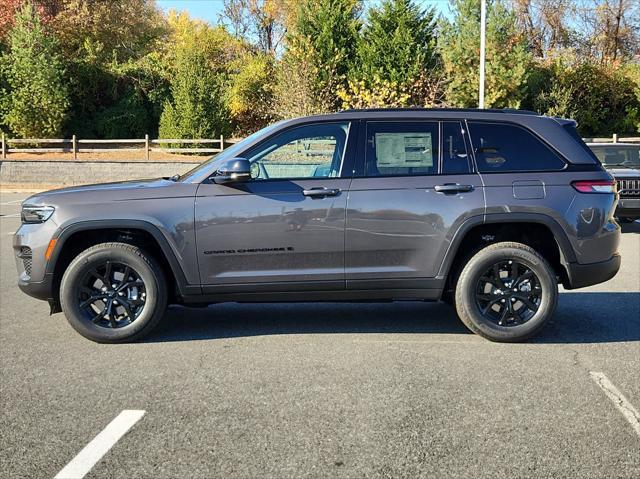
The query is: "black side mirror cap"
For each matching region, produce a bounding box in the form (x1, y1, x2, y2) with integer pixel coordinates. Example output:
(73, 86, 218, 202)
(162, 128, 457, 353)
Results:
(212, 158, 252, 184)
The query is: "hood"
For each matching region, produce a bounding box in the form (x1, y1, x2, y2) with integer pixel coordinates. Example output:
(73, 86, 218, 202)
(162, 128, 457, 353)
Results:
(23, 178, 198, 209)
(606, 167, 640, 178)
(29, 178, 171, 199)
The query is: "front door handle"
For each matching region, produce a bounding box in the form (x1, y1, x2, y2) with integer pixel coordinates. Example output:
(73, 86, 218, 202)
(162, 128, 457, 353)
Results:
(302, 187, 341, 198)
(434, 183, 474, 194)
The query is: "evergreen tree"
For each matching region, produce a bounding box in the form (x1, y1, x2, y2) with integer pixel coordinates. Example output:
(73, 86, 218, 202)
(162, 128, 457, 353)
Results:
(339, 0, 441, 108)
(281, 0, 361, 113)
(356, 0, 437, 86)
(1, 3, 69, 137)
(439, 0, 532, 108)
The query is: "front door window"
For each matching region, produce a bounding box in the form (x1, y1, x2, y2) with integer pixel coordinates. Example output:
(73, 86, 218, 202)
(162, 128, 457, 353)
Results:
(244, 122, 350, 181)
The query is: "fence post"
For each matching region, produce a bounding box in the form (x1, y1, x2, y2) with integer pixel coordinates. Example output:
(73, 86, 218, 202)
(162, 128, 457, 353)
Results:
(145, 134, 150, 161)
(1, 132, 5, 159)
(220, 134, 224, 151)
(612, 133, 618, 143)
(72, 134, 77, 160)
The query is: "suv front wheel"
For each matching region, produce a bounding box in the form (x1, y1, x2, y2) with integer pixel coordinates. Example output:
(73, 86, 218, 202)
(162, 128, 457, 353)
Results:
(60, 242, 167, 343)
(454, 242, 558, 342)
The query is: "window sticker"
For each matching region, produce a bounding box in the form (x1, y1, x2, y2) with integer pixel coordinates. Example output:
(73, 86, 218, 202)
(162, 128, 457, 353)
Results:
(374, 132, 433, 167)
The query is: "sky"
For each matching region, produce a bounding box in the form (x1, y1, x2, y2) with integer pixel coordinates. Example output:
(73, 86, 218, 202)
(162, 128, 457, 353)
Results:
(155, 0, 453, 26)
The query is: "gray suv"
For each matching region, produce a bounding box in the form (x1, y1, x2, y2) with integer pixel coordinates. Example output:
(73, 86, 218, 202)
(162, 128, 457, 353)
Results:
(14, 109, 621, 343)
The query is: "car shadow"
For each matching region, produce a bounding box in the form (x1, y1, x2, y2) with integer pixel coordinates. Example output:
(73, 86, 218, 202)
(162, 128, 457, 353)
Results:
(145, 292, 639, 345)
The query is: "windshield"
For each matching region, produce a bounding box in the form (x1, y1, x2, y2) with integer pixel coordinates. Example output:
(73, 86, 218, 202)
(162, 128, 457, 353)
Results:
(590, 145, 640, 168)
(178, 121, 286, 181)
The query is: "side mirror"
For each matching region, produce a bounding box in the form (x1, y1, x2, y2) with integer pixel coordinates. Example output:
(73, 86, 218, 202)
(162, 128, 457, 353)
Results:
(212, 158, 252, 184)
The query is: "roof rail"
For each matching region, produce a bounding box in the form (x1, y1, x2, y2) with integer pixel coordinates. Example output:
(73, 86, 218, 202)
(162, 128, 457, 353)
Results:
(338, 107, 539, 115)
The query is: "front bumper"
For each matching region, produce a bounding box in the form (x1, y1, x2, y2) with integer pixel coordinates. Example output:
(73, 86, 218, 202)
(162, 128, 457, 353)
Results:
(564, 254, 621, 289)
(615, 197, 640, 219)
(13, 220, 59, 303)
(18, 273, 54, 301)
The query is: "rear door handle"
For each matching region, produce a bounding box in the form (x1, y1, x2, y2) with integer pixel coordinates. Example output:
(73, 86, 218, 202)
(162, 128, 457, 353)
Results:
(302, 187, 341, 198)
(434, 183, 474, 194)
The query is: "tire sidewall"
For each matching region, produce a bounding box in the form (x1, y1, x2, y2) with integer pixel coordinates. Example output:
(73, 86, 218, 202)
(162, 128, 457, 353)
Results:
(60, 245, 165, 343)
(457, 246, 558, 342)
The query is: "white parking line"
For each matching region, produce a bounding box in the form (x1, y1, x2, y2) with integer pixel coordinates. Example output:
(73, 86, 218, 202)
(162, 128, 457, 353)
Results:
(0, 213, 20, 218)
(54, 410, 146, 479)
(590, 372, 640, 438)
(0, 200, 23, 205)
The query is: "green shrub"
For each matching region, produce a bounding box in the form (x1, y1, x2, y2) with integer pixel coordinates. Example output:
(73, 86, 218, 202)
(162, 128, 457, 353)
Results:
(159, 48, 230, 140)
(532, 62, 640, 136)
(1, 3, 69, 138)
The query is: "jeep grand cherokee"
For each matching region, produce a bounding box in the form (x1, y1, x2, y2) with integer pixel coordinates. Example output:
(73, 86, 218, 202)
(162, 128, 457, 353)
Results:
(14, 109, 621, 343)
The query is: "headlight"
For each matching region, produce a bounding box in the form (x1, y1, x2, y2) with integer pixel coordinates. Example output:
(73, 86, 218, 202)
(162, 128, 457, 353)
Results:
(21, 205, 55, 224)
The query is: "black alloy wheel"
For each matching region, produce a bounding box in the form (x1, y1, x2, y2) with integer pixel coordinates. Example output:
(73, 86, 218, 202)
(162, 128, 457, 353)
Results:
(77, 260, 147, 328)
(454, 241, 558, 342)
(474, 260, 541, 327)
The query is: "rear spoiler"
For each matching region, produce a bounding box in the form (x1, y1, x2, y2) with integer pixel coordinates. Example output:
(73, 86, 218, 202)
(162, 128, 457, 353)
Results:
(553, 117, 578, 128)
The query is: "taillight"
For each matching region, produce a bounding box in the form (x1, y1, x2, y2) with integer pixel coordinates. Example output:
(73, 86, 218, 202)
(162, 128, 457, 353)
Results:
(571, 180, 616, 193)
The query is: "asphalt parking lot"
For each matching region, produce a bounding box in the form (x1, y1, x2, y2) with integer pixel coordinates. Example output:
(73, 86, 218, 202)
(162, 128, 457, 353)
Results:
(1, 191, 639, 478)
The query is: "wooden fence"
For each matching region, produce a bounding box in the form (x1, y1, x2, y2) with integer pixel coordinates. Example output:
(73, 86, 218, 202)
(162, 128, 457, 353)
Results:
(0, 133, 240, 160)
(582, 134, 640, 143)
(1, 132, 639, 161)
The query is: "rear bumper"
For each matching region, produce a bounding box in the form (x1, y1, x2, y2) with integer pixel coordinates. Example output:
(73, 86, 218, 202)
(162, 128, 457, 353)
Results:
(615, 197, 640, 219)
(564, 254, 621, 289)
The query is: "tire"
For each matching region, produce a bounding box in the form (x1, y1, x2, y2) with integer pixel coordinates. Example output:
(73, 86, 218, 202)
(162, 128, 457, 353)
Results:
(454, 242, 558, 342)
(60, 242, 167, 343)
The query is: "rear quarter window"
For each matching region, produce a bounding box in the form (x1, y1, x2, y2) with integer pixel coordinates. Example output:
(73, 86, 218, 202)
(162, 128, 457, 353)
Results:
(468, 121, 566, 173)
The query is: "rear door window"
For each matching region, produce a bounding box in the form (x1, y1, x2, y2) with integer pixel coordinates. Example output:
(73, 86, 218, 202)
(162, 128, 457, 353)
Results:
(468, 122, 566, 172)
(364, 121, 438, 177)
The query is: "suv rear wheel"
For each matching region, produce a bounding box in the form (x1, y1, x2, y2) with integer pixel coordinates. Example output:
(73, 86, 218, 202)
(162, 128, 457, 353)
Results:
(60, 242, 167, 343)
(454, 242, 558, 342)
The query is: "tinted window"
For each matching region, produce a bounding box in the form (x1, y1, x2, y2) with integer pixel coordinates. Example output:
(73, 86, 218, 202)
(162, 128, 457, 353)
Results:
(244, 122, 349, 180)
(563, 123, 600, 162)
(468, 122, 566, 172)
(442, 121, 471, 174)
(590, 145, 640, 168)
(364, 122, 438, 177)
